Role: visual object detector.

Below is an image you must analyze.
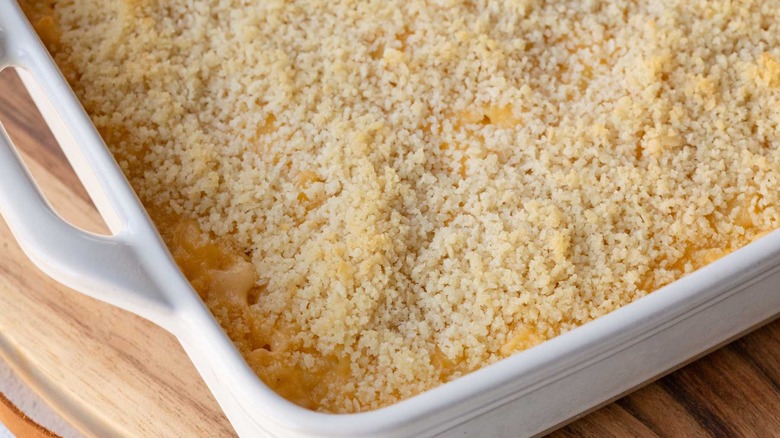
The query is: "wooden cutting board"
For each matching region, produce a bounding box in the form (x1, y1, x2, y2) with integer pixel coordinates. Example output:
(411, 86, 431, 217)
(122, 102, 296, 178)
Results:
(0, 68, 778, 438)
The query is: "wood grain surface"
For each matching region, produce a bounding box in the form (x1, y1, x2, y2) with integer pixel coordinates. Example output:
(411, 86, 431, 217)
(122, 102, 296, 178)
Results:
(0, 68, 778, 437)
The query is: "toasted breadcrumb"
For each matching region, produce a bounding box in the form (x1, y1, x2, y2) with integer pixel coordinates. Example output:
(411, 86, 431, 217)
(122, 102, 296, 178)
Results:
(20, 0, 780, 412)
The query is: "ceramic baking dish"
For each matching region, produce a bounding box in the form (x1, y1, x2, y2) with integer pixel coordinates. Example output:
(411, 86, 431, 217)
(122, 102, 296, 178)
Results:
(0, 2, 778, 436)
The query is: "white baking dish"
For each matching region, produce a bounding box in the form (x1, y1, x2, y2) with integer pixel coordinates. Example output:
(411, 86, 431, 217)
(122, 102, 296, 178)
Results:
(0, 2, 778, 436)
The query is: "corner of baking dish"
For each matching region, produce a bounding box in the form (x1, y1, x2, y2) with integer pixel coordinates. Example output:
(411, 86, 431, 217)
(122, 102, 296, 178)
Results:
(196, 224, 780, 436)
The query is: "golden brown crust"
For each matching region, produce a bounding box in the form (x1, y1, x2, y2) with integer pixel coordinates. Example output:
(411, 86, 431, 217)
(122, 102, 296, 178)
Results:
(19, 0, 780, 412)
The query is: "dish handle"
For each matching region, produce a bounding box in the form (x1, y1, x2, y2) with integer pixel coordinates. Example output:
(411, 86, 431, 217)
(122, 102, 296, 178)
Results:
(0, 1, 177, 328)
(0, 124, 175, 322)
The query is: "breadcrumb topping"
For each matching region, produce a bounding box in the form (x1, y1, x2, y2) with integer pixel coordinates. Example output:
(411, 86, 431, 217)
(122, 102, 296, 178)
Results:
(21, 0, 780, 412)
